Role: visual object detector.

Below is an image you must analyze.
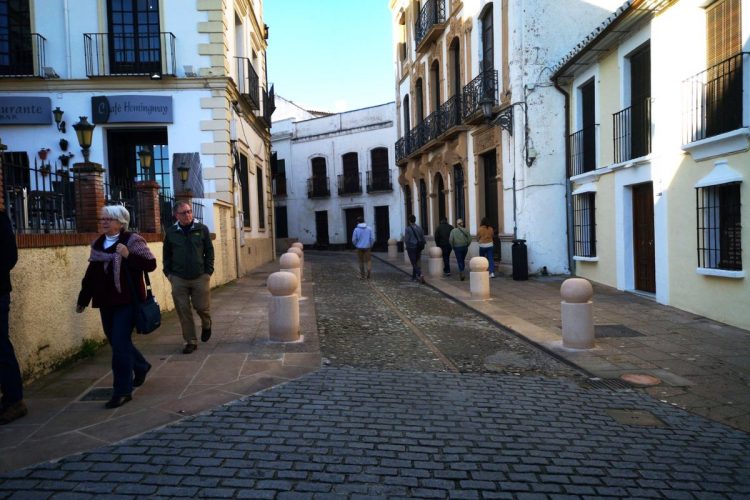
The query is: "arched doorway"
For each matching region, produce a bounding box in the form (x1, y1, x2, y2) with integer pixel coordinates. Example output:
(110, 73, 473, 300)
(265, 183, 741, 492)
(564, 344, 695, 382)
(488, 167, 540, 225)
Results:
(453, 164, 465, 222)
(435, 173, 446, 223)
(419, 178, 428, 232)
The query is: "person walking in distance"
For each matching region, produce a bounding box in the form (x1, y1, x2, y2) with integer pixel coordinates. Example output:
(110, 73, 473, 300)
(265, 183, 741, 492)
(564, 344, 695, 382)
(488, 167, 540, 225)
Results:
(449, 218, 472, 281)
(163, 201, 215, 354)
(434, 217, 454, 277)
(478, 217, 496, 278)
(0, 210, 26, 424)
(352, 216, 375, 279)
(404, 214, 427, 283)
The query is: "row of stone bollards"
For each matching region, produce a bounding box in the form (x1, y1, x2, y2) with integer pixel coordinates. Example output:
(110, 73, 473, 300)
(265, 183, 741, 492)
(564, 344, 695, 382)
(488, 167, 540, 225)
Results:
(267, 242, 305, 343)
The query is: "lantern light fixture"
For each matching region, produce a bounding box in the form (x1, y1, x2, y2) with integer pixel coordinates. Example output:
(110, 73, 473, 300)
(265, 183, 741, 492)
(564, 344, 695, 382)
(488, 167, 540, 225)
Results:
(178, 161, 190, 189)
(72, 116, 95, 162)
(138, 146, 153, 171)
(52, 107, 66, 133)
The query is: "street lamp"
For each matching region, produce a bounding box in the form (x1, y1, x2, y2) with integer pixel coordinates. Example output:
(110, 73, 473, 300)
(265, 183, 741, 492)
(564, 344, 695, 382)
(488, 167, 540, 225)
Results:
(72, 116, 95, 162)
(480, 96, 495, 124)
(177, 161, 190, 191)
(52, 107, 66, 133)
(138, 146, 153, 178)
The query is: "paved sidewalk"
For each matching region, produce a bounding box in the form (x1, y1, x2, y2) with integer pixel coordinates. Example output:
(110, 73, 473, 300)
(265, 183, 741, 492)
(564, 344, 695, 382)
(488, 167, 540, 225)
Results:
(377, 253, 750, 434)
(0, 260, 320, 473)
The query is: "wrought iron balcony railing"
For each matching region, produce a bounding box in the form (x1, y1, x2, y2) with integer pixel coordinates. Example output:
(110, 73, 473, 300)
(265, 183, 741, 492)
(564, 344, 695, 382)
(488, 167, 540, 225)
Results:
(235, 57, 260, 110)
(0, 33, 46, 78)
(613, 98, 652, 164)
(568, 125, 598, 177)
(337, 173, 362, 195)
(415, 0, 446, 48)
(395, 137, 407, 163)
(683, 52, 747, 144)
(307, 176, 330, 198)
(84, 32, 176, 77)
(439, 94, 462, 133)
(462, 70, 498, 121)
(367, 170, 393, 193)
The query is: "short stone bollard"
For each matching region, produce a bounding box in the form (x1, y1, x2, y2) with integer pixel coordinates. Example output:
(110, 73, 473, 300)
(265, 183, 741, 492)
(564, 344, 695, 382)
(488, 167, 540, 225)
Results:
(469, 256, 490, 299)
(291, 242, 303, 250)
(387, 238, 397, 259)
(287, 247, 304, 282)
(428, 246, 443, 277)
(279, 252, 301, 298)
(561, 278, 595, 349)
(267, 271, 300, 342)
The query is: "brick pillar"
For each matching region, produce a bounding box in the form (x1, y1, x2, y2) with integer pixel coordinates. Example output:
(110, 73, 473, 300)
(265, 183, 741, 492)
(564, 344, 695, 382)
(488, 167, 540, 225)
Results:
(135, 180, 161, 233)
(72, 162, 105, 233)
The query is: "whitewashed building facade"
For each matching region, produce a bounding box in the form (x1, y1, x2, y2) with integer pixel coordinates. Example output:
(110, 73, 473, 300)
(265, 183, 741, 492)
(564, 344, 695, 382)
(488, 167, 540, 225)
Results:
(271, 102, 403, 250)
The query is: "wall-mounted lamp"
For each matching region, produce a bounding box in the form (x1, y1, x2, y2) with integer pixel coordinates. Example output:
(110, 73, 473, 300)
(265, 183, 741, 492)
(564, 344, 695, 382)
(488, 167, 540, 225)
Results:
(138, 146, 153, 170)
(52, 107, 66, 133)
(178, 161, 190, 190)
(72, 116, 95, 163)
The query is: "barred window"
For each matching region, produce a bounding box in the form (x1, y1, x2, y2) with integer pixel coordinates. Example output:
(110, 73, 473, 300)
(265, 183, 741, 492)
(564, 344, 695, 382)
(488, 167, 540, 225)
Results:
(573, 193, 596, 257)
(697, 182, 741, 270)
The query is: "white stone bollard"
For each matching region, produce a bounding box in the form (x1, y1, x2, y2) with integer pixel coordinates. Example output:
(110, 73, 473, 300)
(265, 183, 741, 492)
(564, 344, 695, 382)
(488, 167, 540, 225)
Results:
(279, 252, 302, 298)
(561, 278, 595, 349)
(267, 271, 300, 342)
(428, 246, 443, 277)
(291, 242, 303, 250)
(469, 256, 490, 299)
(387, 238, 397, 259)
(287, 247, 304, 282)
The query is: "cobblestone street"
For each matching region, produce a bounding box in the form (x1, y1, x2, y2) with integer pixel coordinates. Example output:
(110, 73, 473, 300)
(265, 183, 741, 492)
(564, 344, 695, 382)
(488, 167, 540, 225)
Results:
(1, 253, 749, 498)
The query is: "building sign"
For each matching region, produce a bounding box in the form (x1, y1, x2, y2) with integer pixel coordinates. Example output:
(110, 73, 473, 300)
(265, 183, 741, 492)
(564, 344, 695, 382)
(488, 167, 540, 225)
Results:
(0, 96, 52, 125)
(92, 95, 173, 124)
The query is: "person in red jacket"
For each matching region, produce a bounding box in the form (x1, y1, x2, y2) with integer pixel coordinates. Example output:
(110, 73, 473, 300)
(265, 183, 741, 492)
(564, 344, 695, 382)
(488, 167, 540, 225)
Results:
(0, 210, 26, 425)
(77, 205, 156, 409)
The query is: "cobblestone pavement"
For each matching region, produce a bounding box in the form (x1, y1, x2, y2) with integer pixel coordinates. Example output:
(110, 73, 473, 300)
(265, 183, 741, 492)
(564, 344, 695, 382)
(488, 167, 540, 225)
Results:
(1, 252, 749, 498)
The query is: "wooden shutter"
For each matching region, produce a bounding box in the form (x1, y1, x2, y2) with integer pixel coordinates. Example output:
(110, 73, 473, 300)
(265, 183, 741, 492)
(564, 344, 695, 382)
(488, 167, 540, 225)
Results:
(706, 0, 741, 67)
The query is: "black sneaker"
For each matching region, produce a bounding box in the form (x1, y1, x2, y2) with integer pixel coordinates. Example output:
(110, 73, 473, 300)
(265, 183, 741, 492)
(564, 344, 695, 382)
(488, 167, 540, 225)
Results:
(183, 344, 198, 354)
(133, 363, 152, 387)
(201, 328, 212, 342)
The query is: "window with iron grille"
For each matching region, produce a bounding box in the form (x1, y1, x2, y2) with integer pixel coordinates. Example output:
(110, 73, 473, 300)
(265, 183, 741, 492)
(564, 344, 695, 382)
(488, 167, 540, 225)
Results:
(697, 182, 741, 270)
(573, 193, 596, 257)
(256, 165, 265, 229)
(239, 153, 250, 227)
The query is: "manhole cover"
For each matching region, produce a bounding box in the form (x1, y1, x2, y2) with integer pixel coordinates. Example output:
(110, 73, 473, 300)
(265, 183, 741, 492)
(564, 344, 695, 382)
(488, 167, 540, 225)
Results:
(581, 378, 636, 391)
(80, 388, 113, 401)
(606, 409, 666, 427)
(595, 325, 644, 338)
(620, 373, 661, 386)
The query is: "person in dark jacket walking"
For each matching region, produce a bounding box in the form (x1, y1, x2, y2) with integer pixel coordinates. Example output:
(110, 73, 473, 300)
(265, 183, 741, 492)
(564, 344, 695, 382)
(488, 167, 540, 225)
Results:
(403, 214, 426, 283)
(163, 201, 215, 354)
(77, 205, 156, 409)
(0, 210, 26, 424)
(434, 217, 454, 276)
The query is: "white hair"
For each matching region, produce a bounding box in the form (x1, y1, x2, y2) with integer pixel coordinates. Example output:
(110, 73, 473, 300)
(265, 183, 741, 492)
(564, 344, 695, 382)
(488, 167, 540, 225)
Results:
(102, 204, 130, 231)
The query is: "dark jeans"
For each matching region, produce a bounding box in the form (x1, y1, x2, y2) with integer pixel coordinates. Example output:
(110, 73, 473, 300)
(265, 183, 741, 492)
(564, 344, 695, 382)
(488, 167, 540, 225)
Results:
(479, 246, 495, 274)
(0, 293, 23, 407)
(406, 247, 423, 279)
(100, 304, 150, 397)
(439, 245, 452, 273)
(453, 245, 468, 272)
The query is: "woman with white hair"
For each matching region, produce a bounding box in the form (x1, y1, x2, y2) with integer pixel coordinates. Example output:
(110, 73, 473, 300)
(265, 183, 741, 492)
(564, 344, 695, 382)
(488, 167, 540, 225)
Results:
(76, 205, 156, 409)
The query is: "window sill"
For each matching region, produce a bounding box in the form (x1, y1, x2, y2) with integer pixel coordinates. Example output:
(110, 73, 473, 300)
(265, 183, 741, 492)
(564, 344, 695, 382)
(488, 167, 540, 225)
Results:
(682, 128, 750, 162)
(574, 256, 599, 262)
(696, 267, 745, 279)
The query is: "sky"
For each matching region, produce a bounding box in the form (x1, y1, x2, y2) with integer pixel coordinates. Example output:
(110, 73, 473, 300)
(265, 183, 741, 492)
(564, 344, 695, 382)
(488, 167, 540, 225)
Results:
(264, 0, 395, 113)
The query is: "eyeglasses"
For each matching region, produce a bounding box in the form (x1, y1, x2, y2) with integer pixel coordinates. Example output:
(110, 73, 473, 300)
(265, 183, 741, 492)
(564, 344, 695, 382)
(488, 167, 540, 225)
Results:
(99, 218, 119, 223)
(176, 210, 192, 215)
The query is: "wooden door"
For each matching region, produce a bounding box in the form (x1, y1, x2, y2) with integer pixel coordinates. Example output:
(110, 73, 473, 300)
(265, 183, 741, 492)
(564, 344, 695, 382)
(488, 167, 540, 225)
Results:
(315, 210, 329, 247)
(632, 182, 655, 293)
(274, 205, 287, 238)
(374, 206, 390, 252)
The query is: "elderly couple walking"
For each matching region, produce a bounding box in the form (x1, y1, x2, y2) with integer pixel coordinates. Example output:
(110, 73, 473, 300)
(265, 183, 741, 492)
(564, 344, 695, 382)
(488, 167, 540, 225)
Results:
(74, 201, 214, 409)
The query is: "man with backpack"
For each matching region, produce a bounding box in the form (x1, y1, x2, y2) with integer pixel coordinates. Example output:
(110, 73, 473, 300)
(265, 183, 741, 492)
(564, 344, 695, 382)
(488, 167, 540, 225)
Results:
(404, 214, 426, 283)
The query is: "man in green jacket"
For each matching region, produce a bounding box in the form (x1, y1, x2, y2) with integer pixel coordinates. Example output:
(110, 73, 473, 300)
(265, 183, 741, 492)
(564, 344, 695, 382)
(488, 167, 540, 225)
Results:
(163, 201, 215, 354)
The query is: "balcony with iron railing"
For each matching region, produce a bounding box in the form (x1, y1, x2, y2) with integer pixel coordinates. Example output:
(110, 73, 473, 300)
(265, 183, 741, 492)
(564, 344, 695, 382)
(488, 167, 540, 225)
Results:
(462, 70, 498, 123)
(568, 124, 598, 177)
(307, 176, 330, 198)
(0, 33, 46, 78)
(337, 173, 362, 196)
(235, 57, 260, 110)
(438, 94, 463, 138)
(367, 170, 393, 193)
(261, 84, 276, 127)
(613, 98, 652, 164)
(414, 0, 446, 51)
(683, 52, 747, 144)
(84, 32, 176, 77)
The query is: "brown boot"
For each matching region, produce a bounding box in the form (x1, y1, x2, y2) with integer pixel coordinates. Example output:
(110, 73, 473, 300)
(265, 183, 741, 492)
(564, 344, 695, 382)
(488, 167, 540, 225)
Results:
(0, 400, 27, 425)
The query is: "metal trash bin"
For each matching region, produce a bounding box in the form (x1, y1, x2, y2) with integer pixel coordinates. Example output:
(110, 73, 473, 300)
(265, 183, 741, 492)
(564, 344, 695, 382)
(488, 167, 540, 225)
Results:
(512, 239, 528, 281)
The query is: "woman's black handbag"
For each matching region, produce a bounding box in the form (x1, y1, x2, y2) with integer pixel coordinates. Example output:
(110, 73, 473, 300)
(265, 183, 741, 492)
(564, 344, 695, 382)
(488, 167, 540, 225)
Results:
(125, 264, 161, 335)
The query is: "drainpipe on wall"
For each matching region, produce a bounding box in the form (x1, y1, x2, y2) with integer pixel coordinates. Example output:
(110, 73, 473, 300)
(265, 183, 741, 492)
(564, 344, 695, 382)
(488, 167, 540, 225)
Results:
(63, 0, 72, 77)
(553, 78, 574, 276)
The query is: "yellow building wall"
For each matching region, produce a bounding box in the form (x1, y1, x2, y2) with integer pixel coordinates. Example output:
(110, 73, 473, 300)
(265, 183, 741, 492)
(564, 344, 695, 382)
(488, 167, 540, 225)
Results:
(574, 173, 618, 287)
(667, 152, 750, 330)
(597, 54, 619, 168)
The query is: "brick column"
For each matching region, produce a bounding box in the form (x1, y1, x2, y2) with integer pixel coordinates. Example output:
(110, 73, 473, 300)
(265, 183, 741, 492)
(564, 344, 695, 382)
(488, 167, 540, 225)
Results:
(135, 180, 161, 233)
(72, 162, 105, 233)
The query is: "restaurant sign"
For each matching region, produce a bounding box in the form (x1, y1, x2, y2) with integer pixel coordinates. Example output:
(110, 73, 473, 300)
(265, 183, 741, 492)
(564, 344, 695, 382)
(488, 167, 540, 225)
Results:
(0, 96, 52, 125)
(92, 95, 173, 124)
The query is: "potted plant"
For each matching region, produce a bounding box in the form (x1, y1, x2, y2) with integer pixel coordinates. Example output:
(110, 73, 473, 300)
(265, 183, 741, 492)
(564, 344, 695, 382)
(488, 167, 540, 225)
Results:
(38, 148, 50, 161)
(59, 138, 69, 151)
(59, 152, 74, 168)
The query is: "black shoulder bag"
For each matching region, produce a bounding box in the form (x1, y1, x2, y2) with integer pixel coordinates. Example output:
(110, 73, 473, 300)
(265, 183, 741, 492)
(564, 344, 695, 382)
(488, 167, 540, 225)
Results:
(410, 225, 426, 252)
(124, 262, 161, 335)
